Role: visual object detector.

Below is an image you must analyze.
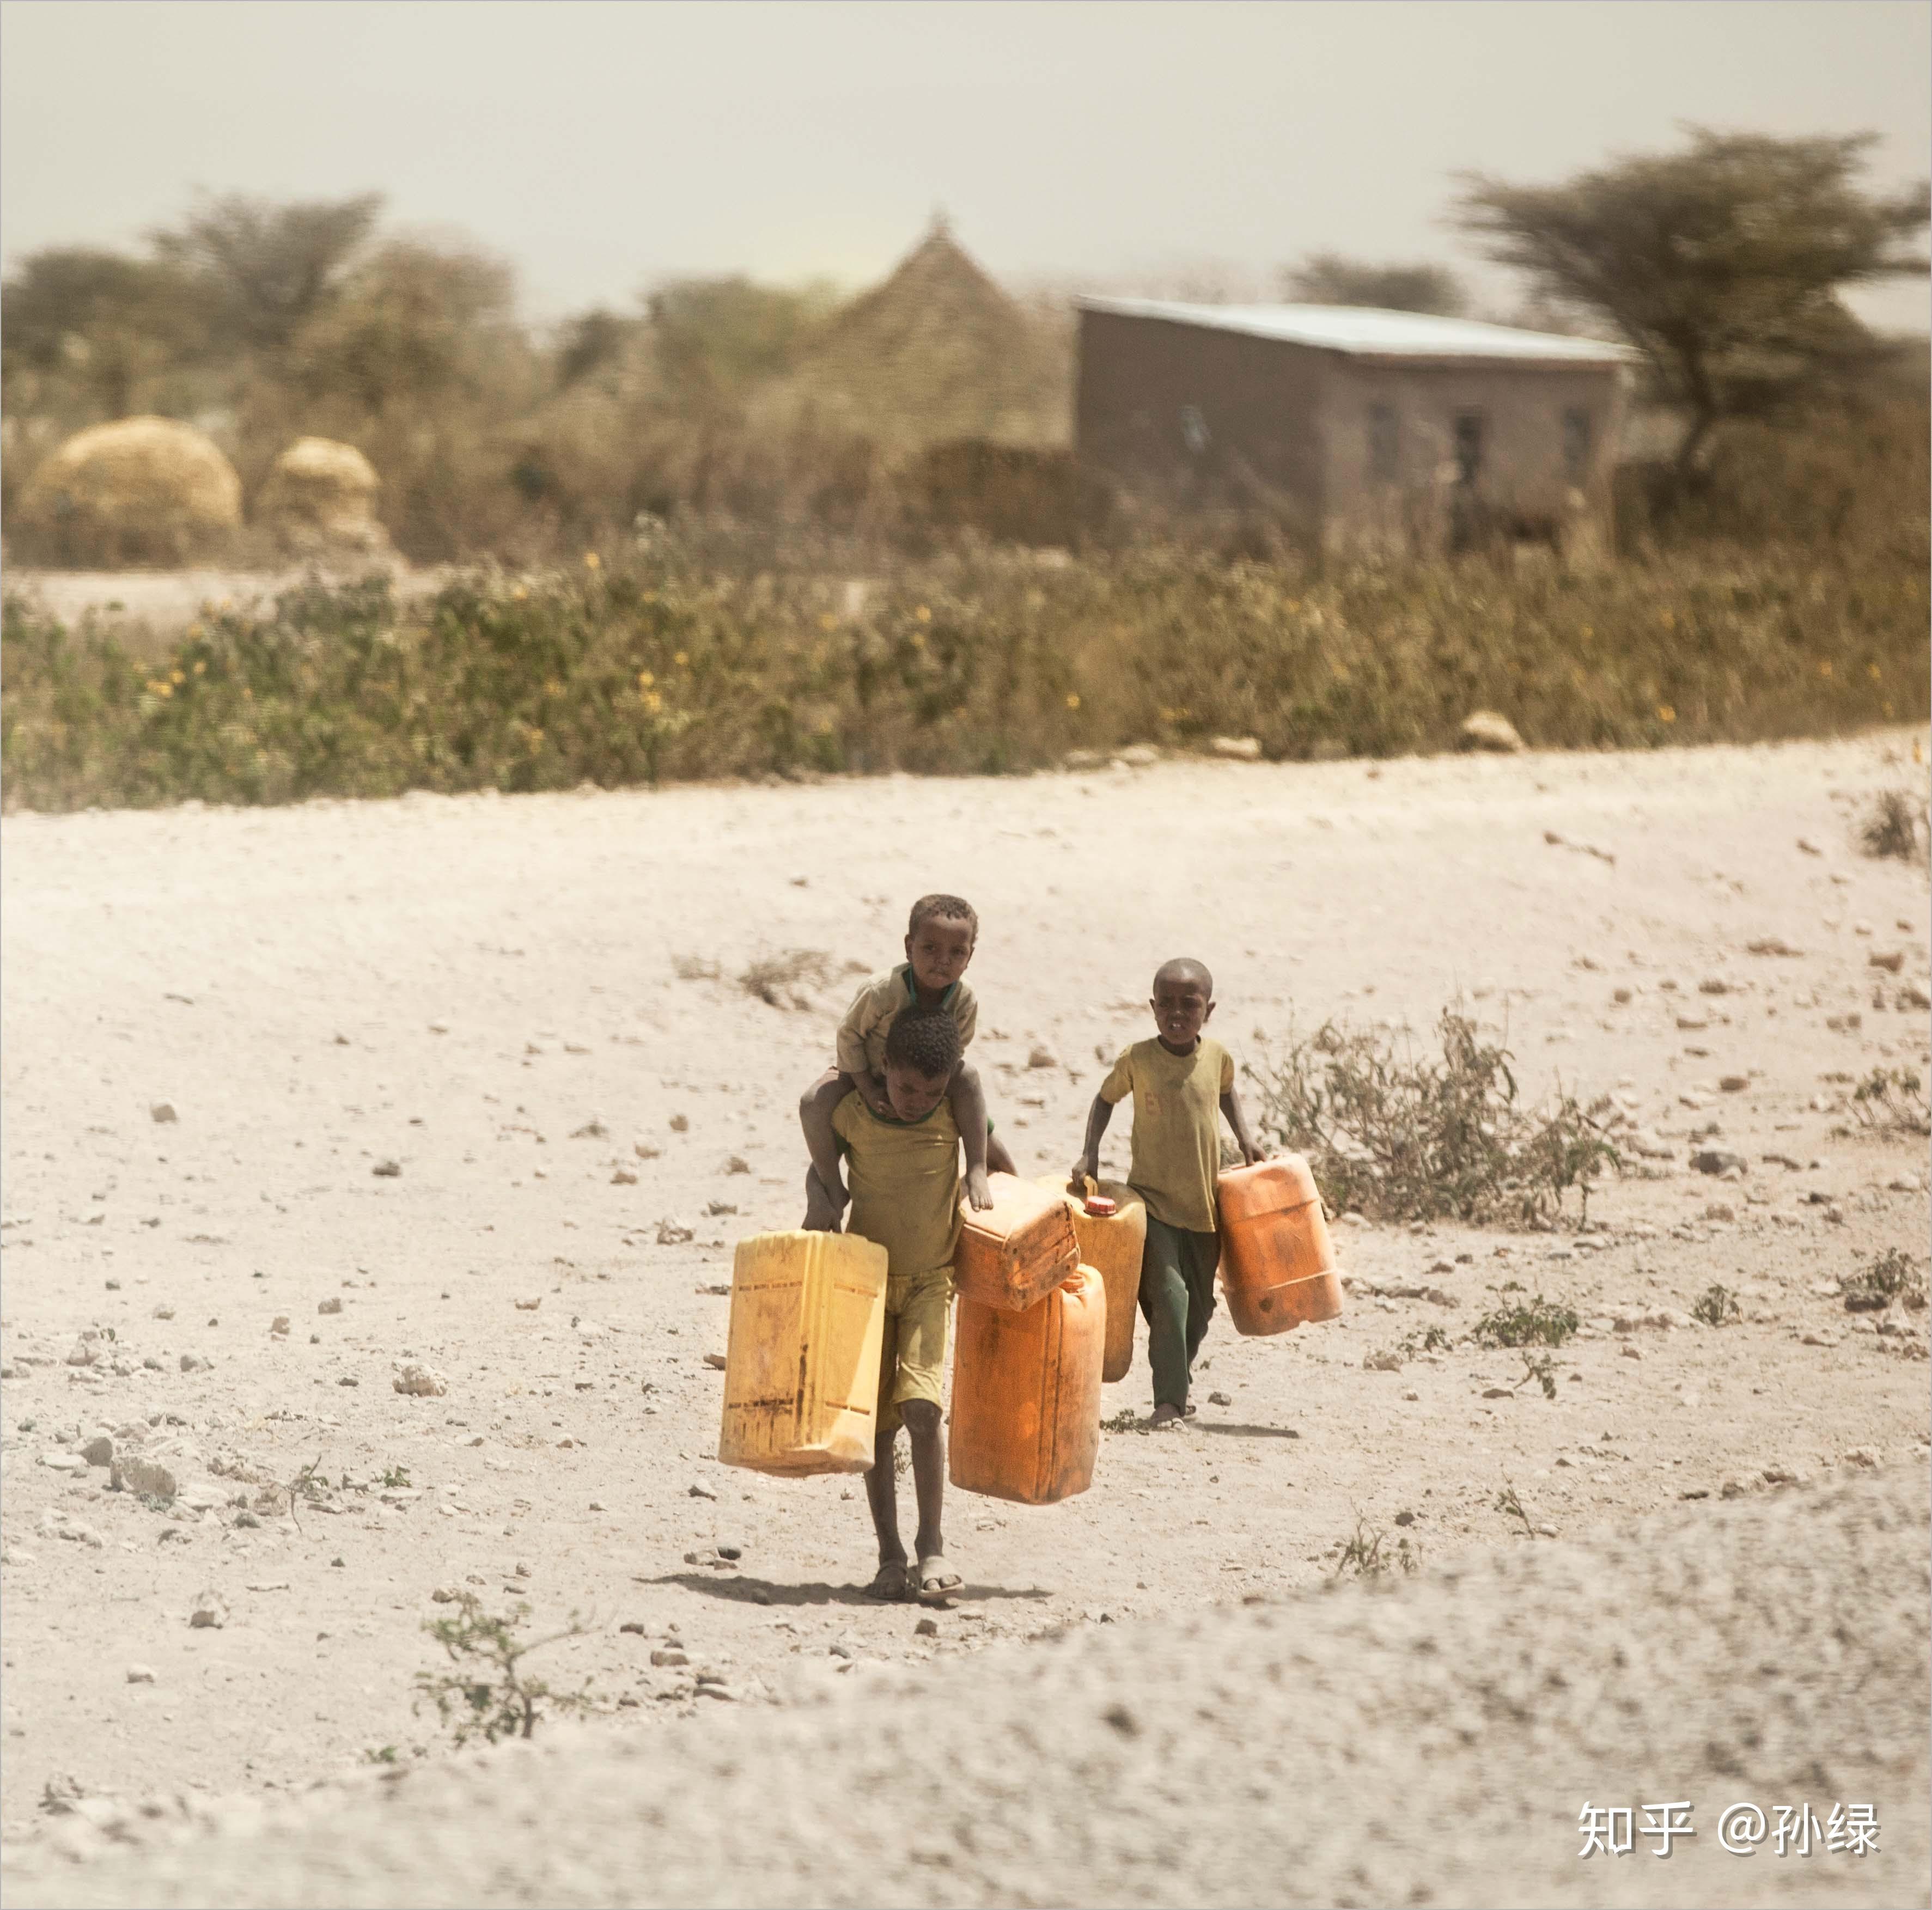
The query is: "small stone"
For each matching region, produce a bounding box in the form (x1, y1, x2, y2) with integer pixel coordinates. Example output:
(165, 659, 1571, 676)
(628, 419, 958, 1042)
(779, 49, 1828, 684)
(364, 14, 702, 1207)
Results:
(65, 1338, 99, 1368)
(688, 1481, 717, 1500)
(153, 1304, 175, 1321)
(669, 1114, 690, 1133)
(1703, 1203, 1735, 1223)
(125, 1665, 155, 1684)
(393, 1362, 448, 1398)
(1691, 1149, 1748, 1176)
(1718, 1076, 1748, 1093)
(371, 1160, 401, 1178)
(633, 1140, 663, 1160)
(317, 1297, 343, 1315)
(270, 1316, 290, 1336)
(81, 1436, 112, 1467)
(656, 1218, 695, 1245)
(705, 1200, 739, 1217)
(914, 1616, 940, 1637)
(716, 1544, 742, 1561)
(1026, 1045, 1058, 1070)
(1402, 1388, 1421, 1400)
(650, 1647, 689, 1667)
(702, 1352, 727, 1370)
(1481, 1386, 1513, 1399)
(723, 1156, 751, 1176)
(188, 1589, 228, 1628)
(1697, 977, 1732, 996)
(1210, 735, 1261, 761)
(1459, 710, 1524, 753)
(1208, 1390, 1232, 1406)
(610, 1168, 638, 1186)
(1797, 838, 1823, 856)
(179, 1353, 211, 1373)
(1114, 742, 1160, 767)
(1612, 987, 1632, 1004)
(150, 1102, 178, 1124)
(1720, 1479, 1747, 1499)
(1363, 1350, 1404, 1372)
(1842, 1445, 1882, 1469)
(514, 1297, 541, 1310)
(233, 1510, 260, 1529)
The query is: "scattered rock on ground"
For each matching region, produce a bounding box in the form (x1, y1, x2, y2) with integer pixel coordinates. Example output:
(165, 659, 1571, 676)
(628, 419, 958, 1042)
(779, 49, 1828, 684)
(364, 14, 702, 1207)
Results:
(1458, 710, 1524, 753)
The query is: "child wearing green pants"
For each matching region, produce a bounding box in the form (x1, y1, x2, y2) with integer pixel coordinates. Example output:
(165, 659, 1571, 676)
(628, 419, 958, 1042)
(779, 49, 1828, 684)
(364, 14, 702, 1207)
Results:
(1072, 958, 1264, 1426)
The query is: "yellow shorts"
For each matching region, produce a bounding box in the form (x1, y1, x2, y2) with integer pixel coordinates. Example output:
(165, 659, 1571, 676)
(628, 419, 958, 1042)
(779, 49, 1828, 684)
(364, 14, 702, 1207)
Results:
(877, 1264, 953, 1435)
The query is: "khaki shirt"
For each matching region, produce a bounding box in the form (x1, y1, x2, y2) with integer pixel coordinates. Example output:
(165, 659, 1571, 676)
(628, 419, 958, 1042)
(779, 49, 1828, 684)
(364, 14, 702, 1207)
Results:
(1099, 1037, 1234, 1233)
(831, 1091, 964, 1279)
(835, 963, 978, 1077)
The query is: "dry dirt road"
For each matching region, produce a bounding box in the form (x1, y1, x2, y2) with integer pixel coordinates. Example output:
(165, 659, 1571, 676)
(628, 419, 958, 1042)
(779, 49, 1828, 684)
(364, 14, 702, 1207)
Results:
(2, 731, 1928, 1904)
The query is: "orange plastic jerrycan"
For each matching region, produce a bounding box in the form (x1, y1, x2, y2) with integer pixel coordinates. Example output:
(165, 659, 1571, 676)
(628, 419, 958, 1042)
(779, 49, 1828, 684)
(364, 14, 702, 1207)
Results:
(949, 1264, 1104, 1505)
(1216, 1155, 1344, 1335)
(1036, 1175, 1145, 1383)
(716, 1230, 888, 1474)
(953, 1171, 1080, 1311)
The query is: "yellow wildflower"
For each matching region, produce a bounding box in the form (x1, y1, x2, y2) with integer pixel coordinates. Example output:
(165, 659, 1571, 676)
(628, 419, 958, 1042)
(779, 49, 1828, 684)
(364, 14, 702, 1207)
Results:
(170, 669, 185, 685)
(1868, 662, 1881, 680)
(583, 551, 601, 570)
(1657, 704, 1675, 723)
(915, 605, 931, 623)
(1818, 660, 1833, 678)
(193, 660, 206, 675)
(642, 691, 663, 714)
(674, 652, 688, 668)
(1065, 692, 1081, 711)
(637, 670, 655, 689)
(819, 613, 838, 632)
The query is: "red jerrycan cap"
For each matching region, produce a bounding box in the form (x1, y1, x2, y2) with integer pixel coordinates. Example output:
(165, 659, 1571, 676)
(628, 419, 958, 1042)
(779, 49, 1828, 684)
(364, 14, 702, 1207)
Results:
(1083, 1194, 1118, 1218)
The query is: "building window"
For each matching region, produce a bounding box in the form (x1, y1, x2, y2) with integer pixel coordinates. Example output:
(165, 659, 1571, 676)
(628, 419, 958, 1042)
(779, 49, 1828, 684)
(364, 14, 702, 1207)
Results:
(1179, 405, 1209, 455)
(1453, 411, 1485, 485)
(1368, 404, 1399, 482)
(1562, 407, 1592, 483)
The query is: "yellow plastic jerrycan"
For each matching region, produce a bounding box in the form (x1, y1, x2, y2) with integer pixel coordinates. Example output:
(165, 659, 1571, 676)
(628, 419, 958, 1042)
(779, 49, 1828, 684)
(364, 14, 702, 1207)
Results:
(953, 1171, 1080, 1311)
(1216, 1155, 1344, 1335)
(1036, 1175, 1146, 1383)
(716, 1230, 888, 1474)
(949, 1264, 1105, 1505)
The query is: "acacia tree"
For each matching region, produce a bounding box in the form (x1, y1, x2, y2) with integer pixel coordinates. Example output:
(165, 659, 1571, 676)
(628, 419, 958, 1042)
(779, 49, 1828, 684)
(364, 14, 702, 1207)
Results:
(1456, 129, 1929, 478)
(1281, 253, 1468, 316)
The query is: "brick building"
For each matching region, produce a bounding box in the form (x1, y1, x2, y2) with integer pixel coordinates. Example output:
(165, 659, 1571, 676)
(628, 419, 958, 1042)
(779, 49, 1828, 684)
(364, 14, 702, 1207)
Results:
(1074, 298, 1638, 557)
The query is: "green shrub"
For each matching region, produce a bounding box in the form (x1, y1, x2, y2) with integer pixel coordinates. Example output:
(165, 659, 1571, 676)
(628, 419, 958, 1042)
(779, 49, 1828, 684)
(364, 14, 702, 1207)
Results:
(3, 535, 1925, 813)
(1249, 1008, 1619, 1226)
(1472, 1292, 1580, 1348)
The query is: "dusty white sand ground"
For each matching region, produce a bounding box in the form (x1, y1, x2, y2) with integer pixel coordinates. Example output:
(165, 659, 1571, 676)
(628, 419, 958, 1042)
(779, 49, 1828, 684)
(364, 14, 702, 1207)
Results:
(3, 731, 1928, 1905)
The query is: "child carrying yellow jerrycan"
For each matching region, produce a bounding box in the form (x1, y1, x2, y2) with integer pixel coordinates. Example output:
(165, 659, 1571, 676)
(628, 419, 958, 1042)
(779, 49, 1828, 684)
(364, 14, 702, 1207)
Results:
(947, 1173, 1105, 1506)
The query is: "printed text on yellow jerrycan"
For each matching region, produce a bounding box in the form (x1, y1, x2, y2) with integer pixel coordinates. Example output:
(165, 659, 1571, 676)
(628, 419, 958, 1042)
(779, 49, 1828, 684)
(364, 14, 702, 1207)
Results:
(1036, 1174, 1145, 1383)
(717, 1230, 888, 1474)
(949, 1263, 1105, 1505)
(1216, 1155, 1344, 1335)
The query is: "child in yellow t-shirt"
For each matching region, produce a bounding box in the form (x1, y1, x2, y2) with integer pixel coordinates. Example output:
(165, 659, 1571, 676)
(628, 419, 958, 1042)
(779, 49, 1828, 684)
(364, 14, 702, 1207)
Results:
(799, 892, 1014, 1227)
(805, 1010, 968, 1604)
(1073, 957, 1263, 1426)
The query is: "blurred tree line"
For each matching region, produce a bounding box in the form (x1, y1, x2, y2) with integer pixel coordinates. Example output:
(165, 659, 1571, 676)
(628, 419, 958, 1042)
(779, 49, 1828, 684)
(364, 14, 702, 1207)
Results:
(1, 126, 1924, 567)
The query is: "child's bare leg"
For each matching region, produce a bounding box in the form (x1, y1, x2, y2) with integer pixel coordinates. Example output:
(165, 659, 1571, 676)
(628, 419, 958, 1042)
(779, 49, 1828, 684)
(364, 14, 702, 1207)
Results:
(985, 1127, 1019, 1176)
(901, 1399, 959, 1601)
(949, 1063, 994, 1209)
(862, 1418, 910, 1598)
(799, 1068, 850, 1228)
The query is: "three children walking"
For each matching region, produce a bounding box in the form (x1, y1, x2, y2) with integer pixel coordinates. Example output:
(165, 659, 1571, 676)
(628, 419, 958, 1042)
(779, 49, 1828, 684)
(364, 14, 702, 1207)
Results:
(801, 894, 1264, 1600)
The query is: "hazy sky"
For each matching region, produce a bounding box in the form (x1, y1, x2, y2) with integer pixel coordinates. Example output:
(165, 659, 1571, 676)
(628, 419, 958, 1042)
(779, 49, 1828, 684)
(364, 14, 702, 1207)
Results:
(3, 0, 1927, 329)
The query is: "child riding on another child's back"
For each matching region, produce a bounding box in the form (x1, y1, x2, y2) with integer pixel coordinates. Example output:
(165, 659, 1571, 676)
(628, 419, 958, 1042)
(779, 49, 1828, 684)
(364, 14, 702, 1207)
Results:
(800, 893, 1015, 1228)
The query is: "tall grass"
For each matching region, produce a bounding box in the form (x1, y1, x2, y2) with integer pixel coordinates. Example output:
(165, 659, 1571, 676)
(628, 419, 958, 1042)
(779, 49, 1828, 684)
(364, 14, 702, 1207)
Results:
(3, 536, 1924, 812)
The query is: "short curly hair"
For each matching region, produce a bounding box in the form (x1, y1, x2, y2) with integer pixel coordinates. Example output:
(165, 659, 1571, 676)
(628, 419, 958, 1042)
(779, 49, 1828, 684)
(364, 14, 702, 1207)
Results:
(884, 1009, 962, 1081)
(908, 893, 978, 938)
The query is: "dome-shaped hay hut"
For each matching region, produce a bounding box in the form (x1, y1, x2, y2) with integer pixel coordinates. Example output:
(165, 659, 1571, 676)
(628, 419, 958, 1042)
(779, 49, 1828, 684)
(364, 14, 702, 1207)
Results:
(17, 416, 242, 567)
(255, 437, 390, 556)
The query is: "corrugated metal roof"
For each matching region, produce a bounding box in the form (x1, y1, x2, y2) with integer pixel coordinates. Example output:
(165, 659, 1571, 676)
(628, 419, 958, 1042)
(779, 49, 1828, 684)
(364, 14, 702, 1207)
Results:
(1076, 296, 1639, 367)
